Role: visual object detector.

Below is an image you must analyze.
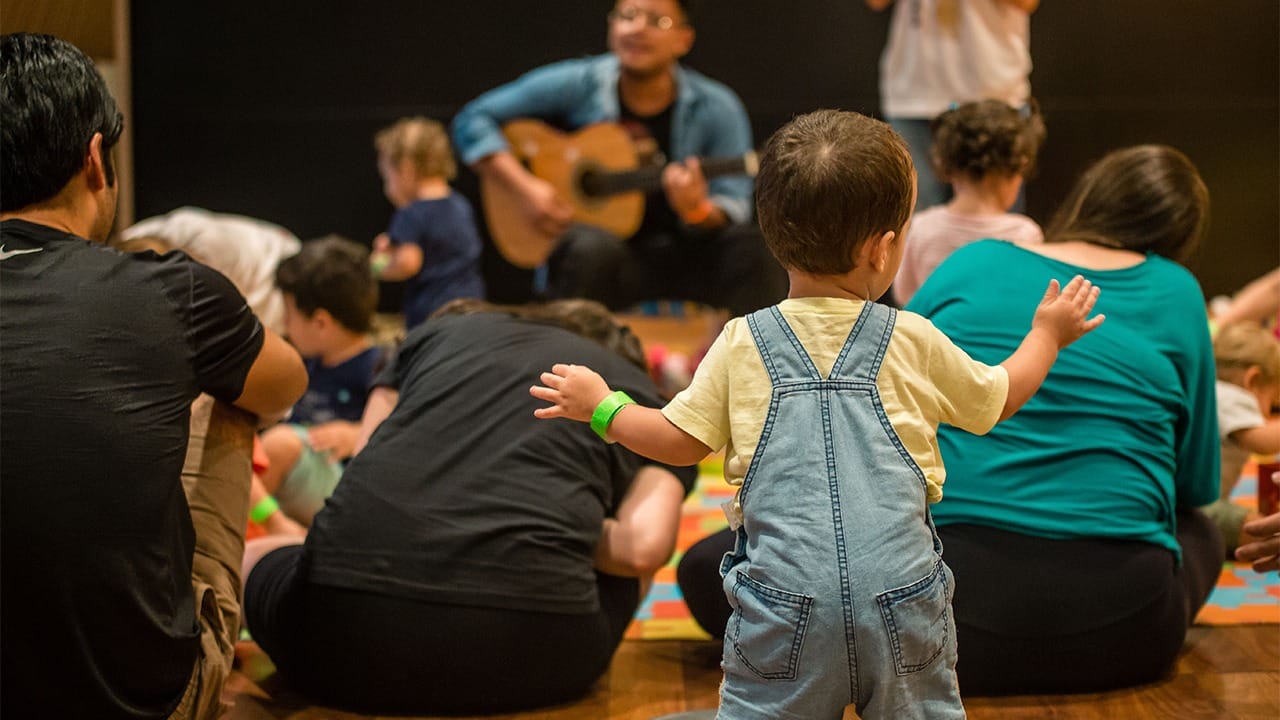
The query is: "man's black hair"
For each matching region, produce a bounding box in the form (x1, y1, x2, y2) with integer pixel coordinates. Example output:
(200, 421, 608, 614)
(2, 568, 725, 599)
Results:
(1, 33, 124, 212)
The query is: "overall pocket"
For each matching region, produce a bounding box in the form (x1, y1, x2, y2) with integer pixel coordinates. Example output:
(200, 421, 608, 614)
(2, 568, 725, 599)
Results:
(876, 560, 952, 675)
(728, 571, 814, 680)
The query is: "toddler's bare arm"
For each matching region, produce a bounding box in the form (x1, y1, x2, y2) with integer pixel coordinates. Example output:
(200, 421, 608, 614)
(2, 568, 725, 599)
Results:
(531, 363, 711, 466)
(1232, 417, 1280, 456)
(999, 275, 1104, 420)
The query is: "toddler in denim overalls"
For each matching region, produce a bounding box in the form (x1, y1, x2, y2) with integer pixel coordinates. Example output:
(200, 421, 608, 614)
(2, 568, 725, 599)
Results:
(532, 110, 1103, 719)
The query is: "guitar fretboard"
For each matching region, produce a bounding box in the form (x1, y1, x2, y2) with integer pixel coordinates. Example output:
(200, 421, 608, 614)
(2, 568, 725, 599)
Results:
(579, 152, 758, 198)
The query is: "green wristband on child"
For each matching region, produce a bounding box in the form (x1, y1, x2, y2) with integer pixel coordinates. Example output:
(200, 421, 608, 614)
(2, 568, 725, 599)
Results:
(590, 391, 635, 442)
(249, 495, 280, 524)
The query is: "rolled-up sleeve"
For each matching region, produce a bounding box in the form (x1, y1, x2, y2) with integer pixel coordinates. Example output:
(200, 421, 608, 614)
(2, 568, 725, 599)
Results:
(451, 59, 589, 166)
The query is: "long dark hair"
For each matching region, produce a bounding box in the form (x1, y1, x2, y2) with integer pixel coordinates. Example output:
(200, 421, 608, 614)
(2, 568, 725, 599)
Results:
(1045, 145, 1209, 263)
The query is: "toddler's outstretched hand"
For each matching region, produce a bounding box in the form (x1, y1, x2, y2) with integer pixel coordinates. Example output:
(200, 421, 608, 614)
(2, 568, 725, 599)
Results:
(531, 363, 611, 422)
(1032, 275, 1105, 348)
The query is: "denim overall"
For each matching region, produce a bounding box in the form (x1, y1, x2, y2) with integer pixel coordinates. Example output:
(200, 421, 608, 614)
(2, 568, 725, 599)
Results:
(717, 303, 964, 720)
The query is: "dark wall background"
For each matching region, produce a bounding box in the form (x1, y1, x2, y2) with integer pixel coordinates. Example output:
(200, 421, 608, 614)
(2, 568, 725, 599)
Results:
(132, 1, 1278, 305)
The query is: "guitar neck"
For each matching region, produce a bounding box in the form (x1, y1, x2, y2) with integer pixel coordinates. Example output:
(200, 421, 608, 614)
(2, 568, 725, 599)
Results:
(581, 151, 759, 199)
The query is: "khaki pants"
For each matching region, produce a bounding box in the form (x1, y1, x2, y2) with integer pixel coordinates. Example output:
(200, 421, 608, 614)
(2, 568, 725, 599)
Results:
(168, 395, 255, 720)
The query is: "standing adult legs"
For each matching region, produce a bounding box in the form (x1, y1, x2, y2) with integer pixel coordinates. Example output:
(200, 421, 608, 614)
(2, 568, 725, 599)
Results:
(889, 116, 949, 211)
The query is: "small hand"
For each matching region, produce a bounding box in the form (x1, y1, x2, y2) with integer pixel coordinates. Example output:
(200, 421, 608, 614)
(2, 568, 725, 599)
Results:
(522, 176, 574, 238)
(307, 421, 359, 461)
(1236, 507, 1280, 573)
(662, 157, 710, 218)
(530, 363, 611, 422)
(1031, 275, 1105, 348)
(370, 234, 393, 277)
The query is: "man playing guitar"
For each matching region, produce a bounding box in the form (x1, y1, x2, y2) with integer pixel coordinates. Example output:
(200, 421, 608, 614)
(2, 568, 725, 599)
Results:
(451, 0, 785, 317)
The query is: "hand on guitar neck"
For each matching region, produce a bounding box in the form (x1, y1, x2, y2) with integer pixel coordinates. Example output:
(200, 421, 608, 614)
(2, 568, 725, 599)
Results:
(476, 151, 575, 239)
(662, 157, 724, 228)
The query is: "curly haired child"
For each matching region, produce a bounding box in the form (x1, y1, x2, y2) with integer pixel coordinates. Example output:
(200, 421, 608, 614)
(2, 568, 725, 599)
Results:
(893, 99, 1046, 306)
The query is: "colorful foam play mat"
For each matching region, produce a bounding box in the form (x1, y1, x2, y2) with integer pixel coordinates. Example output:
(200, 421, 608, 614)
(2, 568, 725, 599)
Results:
(626, 456, 1279, 639)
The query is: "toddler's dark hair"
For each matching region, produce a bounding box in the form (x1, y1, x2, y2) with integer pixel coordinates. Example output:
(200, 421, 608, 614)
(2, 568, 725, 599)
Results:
(929, 99, 1046, 182)
(755, 109, 914, 275)
(276, 235, 378, 334)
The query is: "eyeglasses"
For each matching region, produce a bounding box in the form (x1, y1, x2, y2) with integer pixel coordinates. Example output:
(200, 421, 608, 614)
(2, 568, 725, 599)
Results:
(608, 6, 684, 30)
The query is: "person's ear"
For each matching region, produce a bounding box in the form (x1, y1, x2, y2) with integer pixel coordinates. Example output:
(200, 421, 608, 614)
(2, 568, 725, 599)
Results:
(313, 308, 336, 332)
(675, 26, 695, 58)
(868, 230, 897, 272)
(85, 132, 108, 191)
(1242, 365, 1263, 391)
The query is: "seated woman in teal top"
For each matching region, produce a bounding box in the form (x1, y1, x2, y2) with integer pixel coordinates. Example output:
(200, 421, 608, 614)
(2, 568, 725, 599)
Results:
(907, 145, 1222, 695)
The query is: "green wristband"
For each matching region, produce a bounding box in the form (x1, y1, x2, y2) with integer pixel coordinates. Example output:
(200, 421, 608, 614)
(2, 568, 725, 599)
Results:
(590, 391, 635, 442)
(249, 495, 280, 524)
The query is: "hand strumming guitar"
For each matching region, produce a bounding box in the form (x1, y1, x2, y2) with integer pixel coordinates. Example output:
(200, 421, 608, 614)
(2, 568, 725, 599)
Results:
(477, 151, 574, 239)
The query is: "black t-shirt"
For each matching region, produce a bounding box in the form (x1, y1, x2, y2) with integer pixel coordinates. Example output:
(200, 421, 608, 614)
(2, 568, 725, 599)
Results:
(304, 312, 697, 614)
(619, 94, 681, 238)
(0, 219, 264, 719)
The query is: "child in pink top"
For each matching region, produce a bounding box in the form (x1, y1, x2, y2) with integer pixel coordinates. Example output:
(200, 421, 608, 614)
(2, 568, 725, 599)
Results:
(893, 99, 1046, 306)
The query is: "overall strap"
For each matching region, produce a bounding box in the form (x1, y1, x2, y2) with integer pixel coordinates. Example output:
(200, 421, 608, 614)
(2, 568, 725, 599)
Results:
(828, 301, 896, 383)
(746, 306, 822, 385)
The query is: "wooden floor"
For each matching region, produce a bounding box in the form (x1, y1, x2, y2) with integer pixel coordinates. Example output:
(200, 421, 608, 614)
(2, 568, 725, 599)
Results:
(224, 624, 1279, 720)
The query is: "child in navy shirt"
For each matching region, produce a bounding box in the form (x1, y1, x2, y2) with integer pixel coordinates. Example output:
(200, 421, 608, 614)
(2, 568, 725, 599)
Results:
(371, 116, 485, 329)
(254, 236, 384, 530)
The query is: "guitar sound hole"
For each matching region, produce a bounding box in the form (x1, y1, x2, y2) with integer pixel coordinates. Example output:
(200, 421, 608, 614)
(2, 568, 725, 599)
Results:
(576, 164, 607, 200)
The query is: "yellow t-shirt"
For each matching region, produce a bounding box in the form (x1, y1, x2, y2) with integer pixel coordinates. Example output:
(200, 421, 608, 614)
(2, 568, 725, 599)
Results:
(662, 297, 1009, 525)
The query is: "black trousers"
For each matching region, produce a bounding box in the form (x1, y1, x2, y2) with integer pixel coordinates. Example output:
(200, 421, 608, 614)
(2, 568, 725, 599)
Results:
(244, 545, 640, 715)
(677, 508, 1223, 695)
(548, 223, 787, 318)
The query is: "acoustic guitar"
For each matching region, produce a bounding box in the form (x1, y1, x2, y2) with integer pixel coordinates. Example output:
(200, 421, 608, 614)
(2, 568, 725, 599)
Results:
(480, 119, 758, 269)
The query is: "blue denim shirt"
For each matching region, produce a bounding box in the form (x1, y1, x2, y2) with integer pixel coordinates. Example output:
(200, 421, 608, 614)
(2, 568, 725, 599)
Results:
(451, 53, 755, 224)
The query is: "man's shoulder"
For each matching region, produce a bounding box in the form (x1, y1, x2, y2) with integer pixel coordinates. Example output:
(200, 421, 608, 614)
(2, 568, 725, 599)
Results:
(525, 53, 615, 83)
(677, 63, 746, 109)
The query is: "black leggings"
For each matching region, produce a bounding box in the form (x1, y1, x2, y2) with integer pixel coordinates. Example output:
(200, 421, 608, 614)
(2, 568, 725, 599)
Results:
(676, 508, 1223, 695)
(243, 545, 640, 715)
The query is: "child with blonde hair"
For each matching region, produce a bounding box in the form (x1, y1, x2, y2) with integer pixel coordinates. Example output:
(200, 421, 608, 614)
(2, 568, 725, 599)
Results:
(1204, 321, 1280, 553)
(371, 116, 485, 329)
(531, 109, 1102, 719)
(893, 99, 1046, 306)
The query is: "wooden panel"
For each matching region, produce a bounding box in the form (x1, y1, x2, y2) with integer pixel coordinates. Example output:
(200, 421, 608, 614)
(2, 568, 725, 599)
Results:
(0, 0, 115, 58)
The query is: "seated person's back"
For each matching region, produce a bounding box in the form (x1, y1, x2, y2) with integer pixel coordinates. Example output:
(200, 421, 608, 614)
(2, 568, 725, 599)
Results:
(0, 31, 305, 719)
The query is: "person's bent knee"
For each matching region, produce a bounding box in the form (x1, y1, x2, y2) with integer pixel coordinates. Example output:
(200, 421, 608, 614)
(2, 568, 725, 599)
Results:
(260, 423, 306, 491)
